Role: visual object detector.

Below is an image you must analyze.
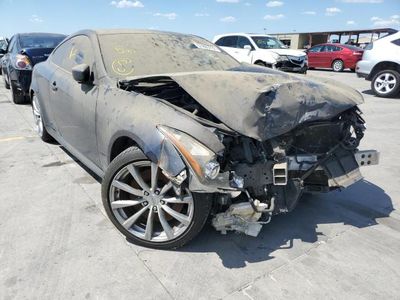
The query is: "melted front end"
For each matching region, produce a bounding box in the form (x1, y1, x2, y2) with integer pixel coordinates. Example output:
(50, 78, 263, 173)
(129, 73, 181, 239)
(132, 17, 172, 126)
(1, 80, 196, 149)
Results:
(210, 107, 379, 236)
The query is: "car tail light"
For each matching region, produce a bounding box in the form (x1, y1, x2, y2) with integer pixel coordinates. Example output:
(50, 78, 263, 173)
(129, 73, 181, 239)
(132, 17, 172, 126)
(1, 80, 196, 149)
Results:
(13, 54, 32, 70)
(353, 51, 363, 56)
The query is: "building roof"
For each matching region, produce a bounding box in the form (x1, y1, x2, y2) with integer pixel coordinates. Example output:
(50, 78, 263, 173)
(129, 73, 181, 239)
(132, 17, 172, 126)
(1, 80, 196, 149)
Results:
(270, 28, 397, 36)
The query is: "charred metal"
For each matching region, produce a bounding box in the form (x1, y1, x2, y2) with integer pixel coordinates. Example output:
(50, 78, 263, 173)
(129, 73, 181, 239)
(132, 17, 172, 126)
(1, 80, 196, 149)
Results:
(30, 30, 380, 247)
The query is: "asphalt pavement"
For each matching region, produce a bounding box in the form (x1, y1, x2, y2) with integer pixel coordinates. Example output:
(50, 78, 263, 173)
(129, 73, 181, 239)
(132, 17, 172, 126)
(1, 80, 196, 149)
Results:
(0, 70, 399, 300)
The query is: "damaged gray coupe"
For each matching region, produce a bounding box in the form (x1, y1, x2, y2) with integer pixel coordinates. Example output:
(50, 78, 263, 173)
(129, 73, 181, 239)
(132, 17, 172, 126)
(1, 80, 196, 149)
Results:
(30, 29, 379, 249)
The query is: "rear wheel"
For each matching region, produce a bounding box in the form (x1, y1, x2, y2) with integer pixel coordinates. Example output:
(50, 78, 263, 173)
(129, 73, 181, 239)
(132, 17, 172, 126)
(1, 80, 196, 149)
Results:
(332, 59, 344, 72)
(32, 94, 54, 142)
(10, 81, 27, 104)
(371, 70, 400, 98)
(102, 147, 213, 249)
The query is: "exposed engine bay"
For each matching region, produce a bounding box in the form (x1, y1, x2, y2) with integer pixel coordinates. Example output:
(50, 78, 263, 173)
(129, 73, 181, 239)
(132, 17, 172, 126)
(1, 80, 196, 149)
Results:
(119, 73, 379, 238)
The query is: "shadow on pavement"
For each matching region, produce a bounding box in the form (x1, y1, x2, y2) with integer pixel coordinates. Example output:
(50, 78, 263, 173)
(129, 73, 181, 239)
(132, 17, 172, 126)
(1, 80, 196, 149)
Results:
(180, 180, 393, 268)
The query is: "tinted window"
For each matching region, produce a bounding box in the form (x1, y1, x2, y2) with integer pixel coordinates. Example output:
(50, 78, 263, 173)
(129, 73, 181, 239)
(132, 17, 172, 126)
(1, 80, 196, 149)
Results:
(237, 36, 253, 49)
(51, 35, 93, 72)
(391, 39, 400, 46)
(99, 33, 239, 78)
(215, 36, 238, 48)
(7, 36, 17, 53)
(19, 34, 65, 49)
(308, 45, 324, 53)
(343, 45, 363, 51)
(325, 45, 342, 52)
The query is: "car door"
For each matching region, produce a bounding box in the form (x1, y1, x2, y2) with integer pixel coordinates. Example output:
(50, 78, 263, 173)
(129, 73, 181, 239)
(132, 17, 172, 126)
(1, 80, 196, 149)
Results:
(319, 45, 335, 68)
(49, 35, 100, 166)
(215, 36, 240, 60)
(307, 45, 324, 67)
(233, 36, 254, 63)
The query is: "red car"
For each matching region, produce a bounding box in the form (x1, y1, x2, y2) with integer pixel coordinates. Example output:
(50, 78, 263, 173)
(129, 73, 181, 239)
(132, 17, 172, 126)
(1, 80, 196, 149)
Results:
(307, 43, 364, 72)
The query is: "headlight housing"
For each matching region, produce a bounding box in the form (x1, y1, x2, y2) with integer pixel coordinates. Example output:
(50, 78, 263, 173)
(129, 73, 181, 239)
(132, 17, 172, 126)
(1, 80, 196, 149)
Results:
(158, 126, 220, 180)
(276, 55, 289, 62)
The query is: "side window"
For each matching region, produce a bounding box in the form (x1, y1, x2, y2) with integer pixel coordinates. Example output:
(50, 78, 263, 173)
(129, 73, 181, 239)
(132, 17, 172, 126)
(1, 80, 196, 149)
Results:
(325, 45, 341, 52)
(51, 35, 94, 72)
(237, 36, 253, 49)
(308, 45, 323, 53)
(7, 36, 16, 53)
(215, 36, 238, 48)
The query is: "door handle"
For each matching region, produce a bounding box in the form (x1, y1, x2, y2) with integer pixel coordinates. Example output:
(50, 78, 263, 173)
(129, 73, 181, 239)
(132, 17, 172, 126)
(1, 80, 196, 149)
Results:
(51, 81, 58, 91)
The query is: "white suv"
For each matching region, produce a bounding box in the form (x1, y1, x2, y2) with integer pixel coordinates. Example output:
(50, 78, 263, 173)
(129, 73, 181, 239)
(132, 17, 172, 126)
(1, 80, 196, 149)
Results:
(213, 33, 307, 73)
(356, 32, 400, 98)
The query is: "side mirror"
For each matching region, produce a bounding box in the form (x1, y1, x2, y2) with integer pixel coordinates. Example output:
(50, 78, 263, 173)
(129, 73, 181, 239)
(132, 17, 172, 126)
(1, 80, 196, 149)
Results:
(244, 45, 252, 51)
(72, 64, 91, 83)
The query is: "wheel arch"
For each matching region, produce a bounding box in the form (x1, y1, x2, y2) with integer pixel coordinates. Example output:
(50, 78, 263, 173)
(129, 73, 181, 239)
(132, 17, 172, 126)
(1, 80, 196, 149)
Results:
(108, 133, 141, 164)
(368, 61, 400, 80)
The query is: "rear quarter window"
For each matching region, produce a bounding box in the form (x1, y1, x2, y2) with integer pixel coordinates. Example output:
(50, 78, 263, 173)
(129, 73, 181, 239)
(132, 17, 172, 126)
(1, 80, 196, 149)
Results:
(215, 36, 238, 48)
(391, 39, 400, 46)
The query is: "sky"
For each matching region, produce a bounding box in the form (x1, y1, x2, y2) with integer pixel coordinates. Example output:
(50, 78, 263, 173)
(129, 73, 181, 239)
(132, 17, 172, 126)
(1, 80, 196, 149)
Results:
(0, 0, 399, 40)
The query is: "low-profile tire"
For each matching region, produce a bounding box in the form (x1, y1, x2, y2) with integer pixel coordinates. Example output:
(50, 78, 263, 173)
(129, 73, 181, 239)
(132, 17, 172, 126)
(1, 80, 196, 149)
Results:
(32, 94, 54, 143)
(102, 146, 213, 249)
(332, 59, 344, 72)
(3, 73, 10, 89)
(10, 81, 27, 104)
(371, 69, 400, 98)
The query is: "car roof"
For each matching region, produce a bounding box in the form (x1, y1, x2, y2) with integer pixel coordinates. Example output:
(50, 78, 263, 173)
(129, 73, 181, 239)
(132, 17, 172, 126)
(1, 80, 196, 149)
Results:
(73, 28, 192, 37)
(216, 33, 272, 36)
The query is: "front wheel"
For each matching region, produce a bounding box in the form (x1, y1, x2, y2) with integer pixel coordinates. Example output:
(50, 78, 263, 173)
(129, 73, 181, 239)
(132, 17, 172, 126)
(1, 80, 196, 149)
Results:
(371, 70, 400, 98)
(102, 147, 213, 249)
(255, 61, 267, 67)
(10, 81, 27, 104)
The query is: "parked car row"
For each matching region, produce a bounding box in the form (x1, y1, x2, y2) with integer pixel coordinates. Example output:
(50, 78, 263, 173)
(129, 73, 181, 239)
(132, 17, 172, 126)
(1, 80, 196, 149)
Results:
(1, 32, 66, 103)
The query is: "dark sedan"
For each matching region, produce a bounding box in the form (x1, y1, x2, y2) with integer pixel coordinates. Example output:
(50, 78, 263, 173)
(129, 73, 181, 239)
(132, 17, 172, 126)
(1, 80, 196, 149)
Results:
(0, 38, 8, 75)
(30, 29, 378, 249)
(307, 43, 364, 72)
(1, 32, 66, 104)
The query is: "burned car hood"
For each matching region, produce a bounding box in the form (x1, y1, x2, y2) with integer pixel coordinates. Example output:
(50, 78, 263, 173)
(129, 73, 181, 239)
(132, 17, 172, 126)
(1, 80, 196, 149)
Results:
(123, 68, 363, 141)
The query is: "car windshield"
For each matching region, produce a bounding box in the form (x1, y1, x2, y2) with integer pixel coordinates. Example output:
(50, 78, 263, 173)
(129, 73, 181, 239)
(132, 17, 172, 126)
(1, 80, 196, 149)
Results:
(19, 35, 65, 49)
(98, 32, 240, 78)
(251, 36, 286, 49)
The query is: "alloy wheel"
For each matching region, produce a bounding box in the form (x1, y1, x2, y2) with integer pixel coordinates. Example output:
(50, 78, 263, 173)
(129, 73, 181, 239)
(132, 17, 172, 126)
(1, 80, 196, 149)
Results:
(109, 161, 194, 242)
(32, 96, 44, 137)
(374, 73, 397, 95)
(333, 60, 343, 72)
